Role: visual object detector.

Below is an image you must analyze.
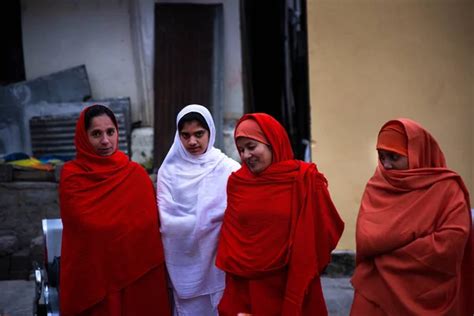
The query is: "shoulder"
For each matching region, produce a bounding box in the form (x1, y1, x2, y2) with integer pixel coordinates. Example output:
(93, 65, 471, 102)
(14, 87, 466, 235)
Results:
(59, 161, 80, 181)
(128, 161, 151, 178)
(299, 161, 328, 186)
(224, 156, 241, 171)
(432, 177, 467, 200)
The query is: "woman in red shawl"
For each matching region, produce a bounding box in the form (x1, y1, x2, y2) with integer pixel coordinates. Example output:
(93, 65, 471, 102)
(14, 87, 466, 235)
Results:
(59, 105, 171, 316)
(216, 113, 344, 315)
(351, 118, 473, 316)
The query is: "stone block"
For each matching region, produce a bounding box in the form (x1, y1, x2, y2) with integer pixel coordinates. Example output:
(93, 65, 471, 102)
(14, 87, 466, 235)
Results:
(0, 235, 19, 256)
(0, 182, 59, 248)
(0, 164, 13, 182)
(323, 250, 355, 277)
(54, 164, 63, 182)
(9, 248, 31, 280)
(0, 255, 10, 280)
(30, 235, 45, 268)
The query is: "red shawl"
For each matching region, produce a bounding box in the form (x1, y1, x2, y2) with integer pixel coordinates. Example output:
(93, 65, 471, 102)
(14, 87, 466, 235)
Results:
(59, 107, 167, 315)
(216, 113, 344, 315)
(351, 119, 473, 315)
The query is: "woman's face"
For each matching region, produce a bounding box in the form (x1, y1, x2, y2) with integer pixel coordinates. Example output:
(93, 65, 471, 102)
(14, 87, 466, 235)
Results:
(236, 137, 273, 174)
(378, 149, 408, 170)
(179, 120, 210, 156)
(87, 114, 118, 156)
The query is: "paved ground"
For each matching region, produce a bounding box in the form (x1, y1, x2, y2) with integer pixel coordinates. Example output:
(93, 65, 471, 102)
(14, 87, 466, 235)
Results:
(0, 280, 35, 316)
(322, 277, 354, 316)
(0, 277, 353, 316)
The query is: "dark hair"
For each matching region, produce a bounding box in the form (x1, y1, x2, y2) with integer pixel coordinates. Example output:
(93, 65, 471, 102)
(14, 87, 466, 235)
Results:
(178, 112, 210, 133)
(84, 104, 118, 130)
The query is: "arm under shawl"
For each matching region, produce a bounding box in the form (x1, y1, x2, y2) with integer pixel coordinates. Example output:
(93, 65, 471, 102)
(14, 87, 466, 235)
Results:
(354, 180, 471, 315)
(282, 163, 345, 315)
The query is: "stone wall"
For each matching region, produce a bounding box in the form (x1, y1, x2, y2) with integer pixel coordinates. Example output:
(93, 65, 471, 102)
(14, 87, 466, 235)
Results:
(0, 179, 357, 280)
(323, 250, 356, 277)
(0, 182, 59, 279)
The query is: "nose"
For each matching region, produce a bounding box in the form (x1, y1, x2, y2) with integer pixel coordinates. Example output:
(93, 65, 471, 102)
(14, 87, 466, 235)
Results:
(241, 149, 252, 160)
(188, 136, 198, 145)
(100, 135, 111, 145)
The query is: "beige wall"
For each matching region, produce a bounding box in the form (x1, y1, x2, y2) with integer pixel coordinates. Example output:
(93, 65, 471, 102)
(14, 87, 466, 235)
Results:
(307, 0, 473, 250)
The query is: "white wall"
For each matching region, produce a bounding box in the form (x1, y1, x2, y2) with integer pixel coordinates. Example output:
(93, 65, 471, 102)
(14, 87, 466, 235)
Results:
(21, 0, 141, 121)
(133, 0, 244, 122)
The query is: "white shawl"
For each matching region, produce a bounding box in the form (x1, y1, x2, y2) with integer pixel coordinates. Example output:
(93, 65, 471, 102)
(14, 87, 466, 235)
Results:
(157, 104, 240, 299)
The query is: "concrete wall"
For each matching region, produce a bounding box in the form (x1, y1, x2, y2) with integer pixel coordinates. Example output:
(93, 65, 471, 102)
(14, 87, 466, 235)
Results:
(20, 0, 244, 157)
(134, 0, 243, 157)
(307, 0, 473, 250)
(21, 0, 142, 122)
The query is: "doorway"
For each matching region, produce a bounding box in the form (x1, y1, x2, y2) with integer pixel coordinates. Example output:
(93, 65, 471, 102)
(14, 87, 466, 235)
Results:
(240, 0, 311, 160)
(153, 3, 223, 167)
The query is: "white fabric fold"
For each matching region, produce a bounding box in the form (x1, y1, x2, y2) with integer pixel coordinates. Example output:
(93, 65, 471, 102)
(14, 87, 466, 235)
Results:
(157, 104, 240, 299)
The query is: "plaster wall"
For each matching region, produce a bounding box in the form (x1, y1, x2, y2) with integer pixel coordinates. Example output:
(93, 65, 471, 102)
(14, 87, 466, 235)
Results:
(21, 0, 141, 121)
(307, 0, 473, 250)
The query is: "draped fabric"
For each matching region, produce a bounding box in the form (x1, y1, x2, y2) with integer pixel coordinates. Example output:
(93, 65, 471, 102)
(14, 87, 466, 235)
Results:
(351, 118, 473, 316)
(216, 113, 344, 315)
(157, 104, 240, 300)
(59, 106, 170, 315)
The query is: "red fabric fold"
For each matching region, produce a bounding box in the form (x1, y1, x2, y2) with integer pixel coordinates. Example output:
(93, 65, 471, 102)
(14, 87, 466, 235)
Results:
(59, 107, 170, 315)
(216, 113, 344, 315)
(351, 118, 473, 316)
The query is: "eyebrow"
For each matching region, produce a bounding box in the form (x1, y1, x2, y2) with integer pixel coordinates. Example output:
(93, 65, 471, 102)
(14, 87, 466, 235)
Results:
(181, 129, 205, 134)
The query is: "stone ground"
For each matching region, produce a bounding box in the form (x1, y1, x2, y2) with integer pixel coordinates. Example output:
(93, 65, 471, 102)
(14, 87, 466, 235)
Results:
(0, 277, 355, 316)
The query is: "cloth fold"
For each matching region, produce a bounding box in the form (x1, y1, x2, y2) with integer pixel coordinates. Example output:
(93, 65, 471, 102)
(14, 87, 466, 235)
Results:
(157, 104, 240, 299)
(59, 106, 168, 315)
(216, 113, 344, 315)
(351, 118, 473, 316)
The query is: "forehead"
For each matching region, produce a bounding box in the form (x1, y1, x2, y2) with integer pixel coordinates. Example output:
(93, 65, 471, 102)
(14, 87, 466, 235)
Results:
(88, 115, 116, 130)
(377, 149, 399, 156)
(179, 120, 207, 132)
(236, 137, 260, 147)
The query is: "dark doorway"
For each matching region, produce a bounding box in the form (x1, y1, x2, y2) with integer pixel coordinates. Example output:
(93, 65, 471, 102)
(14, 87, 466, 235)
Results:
(153, 3, 222, 168)
(240, 0, 310, 160)
(0, 0, 26, 85)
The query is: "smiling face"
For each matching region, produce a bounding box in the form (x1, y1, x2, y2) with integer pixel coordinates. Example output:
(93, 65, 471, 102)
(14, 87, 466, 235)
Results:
(378, 149, 409, 170)
(87, 114, 118, 156)
(179, 120, 210, 156)
(236, 137, 273, 174)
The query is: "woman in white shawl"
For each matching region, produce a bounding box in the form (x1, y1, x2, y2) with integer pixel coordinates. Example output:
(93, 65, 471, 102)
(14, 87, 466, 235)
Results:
(157, 104, 240, 316)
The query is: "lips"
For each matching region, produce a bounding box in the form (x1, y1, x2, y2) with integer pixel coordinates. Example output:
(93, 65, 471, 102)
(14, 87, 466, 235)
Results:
(246, 159, 258, 166)
(98, 147, 113, 154)
(188, 147, 201, 153)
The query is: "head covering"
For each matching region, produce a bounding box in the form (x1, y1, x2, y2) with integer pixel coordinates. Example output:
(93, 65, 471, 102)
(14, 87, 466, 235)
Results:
(59, 106, 168, 315)
(72, 104, 124, 170)
(352, 118, 472, 315)
(234, 113, 294, 168)
(376, 121, 408, 156)
(217, 113, 344, 314)
(157, 104, 240, 299)
(235, 118, 270, 145)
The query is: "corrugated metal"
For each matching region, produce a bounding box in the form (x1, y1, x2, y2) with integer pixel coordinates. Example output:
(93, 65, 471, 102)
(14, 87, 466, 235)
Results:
(30, 113, 128, 159)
